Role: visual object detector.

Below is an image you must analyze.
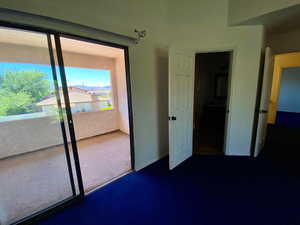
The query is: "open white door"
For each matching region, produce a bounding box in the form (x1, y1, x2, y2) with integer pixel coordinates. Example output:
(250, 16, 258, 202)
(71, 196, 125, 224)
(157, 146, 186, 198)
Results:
(254, 47, 274, 157)
(223, 52, 234, 155)
(169, 48, 195, 169)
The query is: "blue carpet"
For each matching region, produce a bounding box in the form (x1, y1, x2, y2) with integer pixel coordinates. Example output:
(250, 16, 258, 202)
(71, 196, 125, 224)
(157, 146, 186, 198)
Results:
(276, 111, 300, 129)
(37, 156, 300, 225)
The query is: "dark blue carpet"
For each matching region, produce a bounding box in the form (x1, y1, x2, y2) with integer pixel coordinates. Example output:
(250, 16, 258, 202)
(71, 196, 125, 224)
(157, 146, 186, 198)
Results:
(37, 155, 300, 225)
(276, 111, 300, 129)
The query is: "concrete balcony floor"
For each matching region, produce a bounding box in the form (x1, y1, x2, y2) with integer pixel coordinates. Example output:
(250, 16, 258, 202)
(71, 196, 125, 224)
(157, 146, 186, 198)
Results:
(0, 131, 131, 225)
(78, 131, 131, 192)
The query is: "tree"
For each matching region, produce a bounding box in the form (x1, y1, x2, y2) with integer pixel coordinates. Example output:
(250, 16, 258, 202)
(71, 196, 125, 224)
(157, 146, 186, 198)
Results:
(0, 90, 32, 116)
(1, 70, 50, 102)
(0, 70, 50, 116)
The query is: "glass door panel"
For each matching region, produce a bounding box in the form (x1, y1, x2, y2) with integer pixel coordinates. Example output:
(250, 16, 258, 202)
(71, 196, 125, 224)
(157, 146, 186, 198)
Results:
(0, 27, 79, 224)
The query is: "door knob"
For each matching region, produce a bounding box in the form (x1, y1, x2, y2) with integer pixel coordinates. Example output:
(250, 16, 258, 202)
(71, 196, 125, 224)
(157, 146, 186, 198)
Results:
(168, 116, 177, 121)
(259, 110, 268, 113)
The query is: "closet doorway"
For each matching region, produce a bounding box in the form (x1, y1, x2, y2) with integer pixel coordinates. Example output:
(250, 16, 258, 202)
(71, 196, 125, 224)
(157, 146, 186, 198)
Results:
(193, 51, 233, 155)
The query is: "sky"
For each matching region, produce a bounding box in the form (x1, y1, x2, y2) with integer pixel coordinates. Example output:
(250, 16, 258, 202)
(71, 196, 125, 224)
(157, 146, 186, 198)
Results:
(0, 62, 111, 87)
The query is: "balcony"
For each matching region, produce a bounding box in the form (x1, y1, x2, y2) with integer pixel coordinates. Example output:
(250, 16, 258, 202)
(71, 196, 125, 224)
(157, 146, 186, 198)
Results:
(0, 27, 131, 225)
(0, 121, 130, 224)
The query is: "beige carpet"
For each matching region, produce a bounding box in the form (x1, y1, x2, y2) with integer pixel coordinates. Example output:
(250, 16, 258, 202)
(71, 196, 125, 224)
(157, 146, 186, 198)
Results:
(0, 131, 131, 225)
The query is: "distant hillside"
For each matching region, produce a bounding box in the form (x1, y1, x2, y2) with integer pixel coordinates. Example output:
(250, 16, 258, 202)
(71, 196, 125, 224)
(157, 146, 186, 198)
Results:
(73, 85, 111, 91)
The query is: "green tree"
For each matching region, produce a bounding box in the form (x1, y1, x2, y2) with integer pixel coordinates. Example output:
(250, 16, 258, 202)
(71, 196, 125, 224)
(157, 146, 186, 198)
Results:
(0, 90, 32, 116)
(0, 70, 50, 116)
(1, 70, 50, 102)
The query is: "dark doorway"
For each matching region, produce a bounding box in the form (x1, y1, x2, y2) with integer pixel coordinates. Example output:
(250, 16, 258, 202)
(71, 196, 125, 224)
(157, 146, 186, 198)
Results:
(193, 51, 232, 155)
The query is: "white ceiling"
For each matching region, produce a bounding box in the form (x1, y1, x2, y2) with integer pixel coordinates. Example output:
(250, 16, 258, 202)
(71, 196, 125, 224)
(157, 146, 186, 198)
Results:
(0, 27, 124, 58)
(237, 4, 300, 34)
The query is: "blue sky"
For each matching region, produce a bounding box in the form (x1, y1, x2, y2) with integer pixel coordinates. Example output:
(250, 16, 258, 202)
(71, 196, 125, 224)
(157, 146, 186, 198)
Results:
(0, 62, 111, 87)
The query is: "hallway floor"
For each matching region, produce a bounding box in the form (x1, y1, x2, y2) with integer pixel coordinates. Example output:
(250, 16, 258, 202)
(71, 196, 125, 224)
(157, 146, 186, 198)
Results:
(0, 131, 131, 225)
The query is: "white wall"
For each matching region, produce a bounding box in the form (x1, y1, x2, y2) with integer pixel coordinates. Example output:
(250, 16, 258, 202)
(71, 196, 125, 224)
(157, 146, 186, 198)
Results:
(115, 56, 130, 134)
(277, 67, 300, 112)
(0, 116, 63, 158)
(0, 110, 119, 159)
(0, 0, 265, 168)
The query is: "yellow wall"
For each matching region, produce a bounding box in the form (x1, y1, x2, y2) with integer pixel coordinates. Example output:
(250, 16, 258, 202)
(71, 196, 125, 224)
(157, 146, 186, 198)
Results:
(268, 52, 300, 123)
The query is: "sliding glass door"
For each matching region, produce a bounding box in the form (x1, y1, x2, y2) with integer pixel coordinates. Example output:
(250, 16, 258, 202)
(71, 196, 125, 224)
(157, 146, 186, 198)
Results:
(0, 27, 83, 224)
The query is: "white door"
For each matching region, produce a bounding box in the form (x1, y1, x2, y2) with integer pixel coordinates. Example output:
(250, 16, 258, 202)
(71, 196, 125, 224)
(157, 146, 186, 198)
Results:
(254, 47, 274, 157)
(223, 52, 234, 154)
(169, 48, 195, 169)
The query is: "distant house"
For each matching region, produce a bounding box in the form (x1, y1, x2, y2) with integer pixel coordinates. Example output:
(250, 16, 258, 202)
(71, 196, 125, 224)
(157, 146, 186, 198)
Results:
(36, 86, 112, 113)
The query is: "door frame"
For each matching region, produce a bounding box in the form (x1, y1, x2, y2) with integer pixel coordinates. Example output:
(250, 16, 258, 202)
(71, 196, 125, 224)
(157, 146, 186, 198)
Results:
(267, 52, 300, 124)
(0, 21, 135, 225)
(250, 50, 266, 157)
(250, 47, 275, 157)
(193, 47, 236, 155)
(251, 51, 300, 157)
